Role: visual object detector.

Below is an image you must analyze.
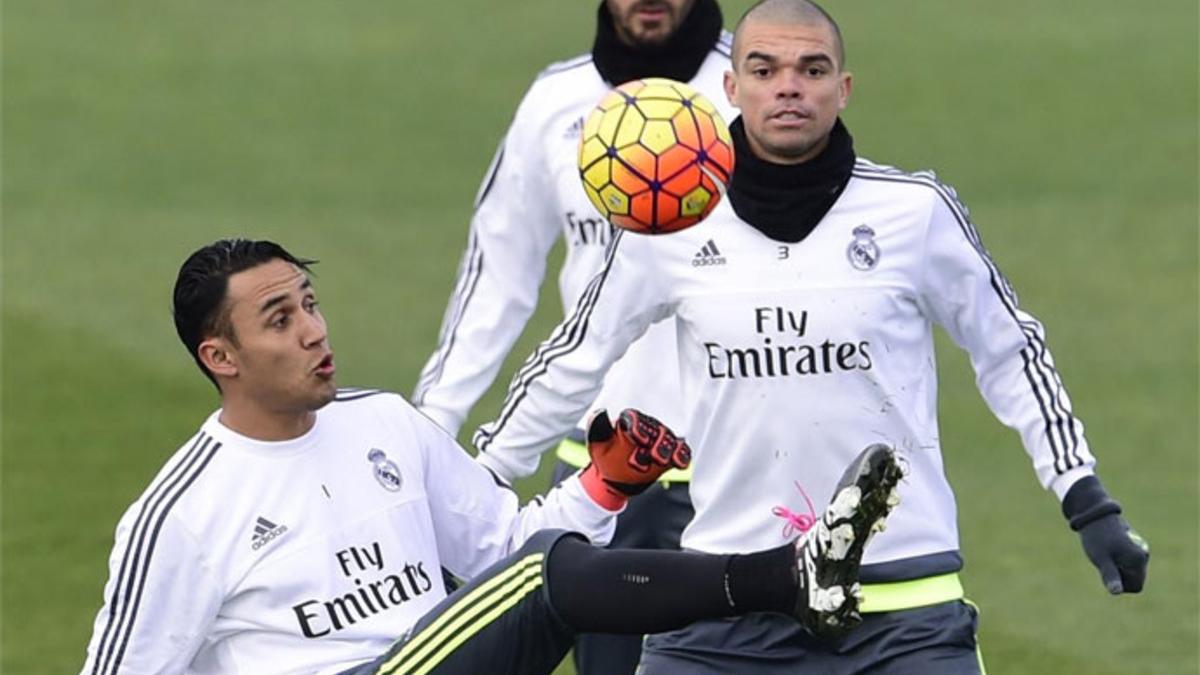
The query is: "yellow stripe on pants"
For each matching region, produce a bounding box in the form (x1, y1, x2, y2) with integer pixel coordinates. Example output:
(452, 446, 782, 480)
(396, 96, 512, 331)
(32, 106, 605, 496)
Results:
(412, 574, 545, 675)
(377, 553, 544, 674)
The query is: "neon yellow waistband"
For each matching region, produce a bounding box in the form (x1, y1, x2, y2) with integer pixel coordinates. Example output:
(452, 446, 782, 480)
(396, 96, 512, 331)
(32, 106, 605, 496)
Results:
(859, 573, 964, 613)
(555, 437, 693, 483)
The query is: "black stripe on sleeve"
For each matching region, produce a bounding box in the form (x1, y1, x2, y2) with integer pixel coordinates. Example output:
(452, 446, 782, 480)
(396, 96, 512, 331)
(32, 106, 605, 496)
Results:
(852, 165, 1083, 472)
(413, 231, 485, 405)
(473, 145, 505, 209)
(110, 441, 222, 671)
(919, 176, 1082, 470)
(92, 432, 207, 674)
(474, 231, 625, 454)
(714, 31, 733, 58)
(93, 433, 221, 675)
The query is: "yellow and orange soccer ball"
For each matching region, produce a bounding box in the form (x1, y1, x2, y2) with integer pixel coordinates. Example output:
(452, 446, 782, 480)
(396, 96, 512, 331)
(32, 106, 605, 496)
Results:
(578, 78, 734, 235)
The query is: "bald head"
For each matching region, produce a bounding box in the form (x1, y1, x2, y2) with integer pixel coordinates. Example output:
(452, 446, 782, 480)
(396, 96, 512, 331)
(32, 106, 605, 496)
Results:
(721, 0, 852, 165)
(732, 0, 845, 70)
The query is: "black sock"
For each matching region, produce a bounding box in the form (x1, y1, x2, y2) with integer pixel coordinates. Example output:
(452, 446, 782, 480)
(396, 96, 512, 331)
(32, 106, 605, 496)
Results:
(724, 543, 797, 615)
(545, 538, 796, 634)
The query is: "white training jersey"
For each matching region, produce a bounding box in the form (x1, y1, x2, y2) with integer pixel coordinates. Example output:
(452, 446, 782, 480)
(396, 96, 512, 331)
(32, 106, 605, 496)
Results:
(81, 389, 615, 675)
(474, 160, 1096, 575)
(413, 38, 736, 458)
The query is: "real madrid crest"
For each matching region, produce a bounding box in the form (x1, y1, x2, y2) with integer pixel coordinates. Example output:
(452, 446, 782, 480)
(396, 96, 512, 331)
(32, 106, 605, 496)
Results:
(367, 448, 403, 492)
(846, 225, 880, 271)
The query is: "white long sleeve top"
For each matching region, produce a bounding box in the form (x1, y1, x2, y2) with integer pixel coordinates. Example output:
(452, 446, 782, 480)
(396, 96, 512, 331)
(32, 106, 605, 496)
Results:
(412, 40, 736, 452)
(474, 160, 1095, 580)
(81, 389, 614, 674)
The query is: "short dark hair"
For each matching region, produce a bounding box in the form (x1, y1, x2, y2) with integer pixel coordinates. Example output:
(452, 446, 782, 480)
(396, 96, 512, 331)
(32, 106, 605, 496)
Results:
(172, 239, 316, 388)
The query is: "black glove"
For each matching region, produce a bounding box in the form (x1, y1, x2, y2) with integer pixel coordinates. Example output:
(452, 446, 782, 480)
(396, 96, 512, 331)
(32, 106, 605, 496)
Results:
(1062, 476, 1150, 594)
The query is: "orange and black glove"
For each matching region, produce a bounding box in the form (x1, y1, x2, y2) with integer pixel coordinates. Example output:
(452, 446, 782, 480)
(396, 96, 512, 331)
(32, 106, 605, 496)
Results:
(579, 408, 692, 510)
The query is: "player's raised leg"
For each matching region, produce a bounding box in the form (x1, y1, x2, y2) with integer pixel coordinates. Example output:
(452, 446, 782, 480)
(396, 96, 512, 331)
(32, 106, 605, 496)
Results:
(346, 444, 902, 675)
(348, 529, 579, 675)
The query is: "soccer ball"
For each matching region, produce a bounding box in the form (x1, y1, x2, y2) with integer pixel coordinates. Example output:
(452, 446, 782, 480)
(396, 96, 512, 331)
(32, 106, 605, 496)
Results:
(578, 78, 734, 235)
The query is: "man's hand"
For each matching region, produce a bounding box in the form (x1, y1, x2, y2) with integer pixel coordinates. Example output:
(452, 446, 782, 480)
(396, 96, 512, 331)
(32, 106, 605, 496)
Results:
(1063, 475, 1150, 594)
(579, 409, 691, 510)
(1078, 514, 1150, 594)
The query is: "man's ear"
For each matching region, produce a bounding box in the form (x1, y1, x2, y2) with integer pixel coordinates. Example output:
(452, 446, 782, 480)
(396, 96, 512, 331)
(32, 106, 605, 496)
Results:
(838, 71, 853, 111)
(198, 337, 238, 380)
(723, 69, 738, 107)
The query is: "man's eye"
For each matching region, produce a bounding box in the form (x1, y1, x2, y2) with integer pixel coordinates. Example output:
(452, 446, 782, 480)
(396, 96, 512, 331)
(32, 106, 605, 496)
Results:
(272, 314, 289, 328)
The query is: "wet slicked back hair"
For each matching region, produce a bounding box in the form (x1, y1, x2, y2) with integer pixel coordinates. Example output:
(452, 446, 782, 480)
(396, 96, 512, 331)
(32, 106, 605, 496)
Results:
(732, 0, 845, 69)
(172, 239, 316, 388)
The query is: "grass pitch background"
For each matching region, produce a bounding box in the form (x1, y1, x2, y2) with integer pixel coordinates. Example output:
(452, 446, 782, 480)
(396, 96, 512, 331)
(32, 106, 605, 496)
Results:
(3, 1, 1197, 673)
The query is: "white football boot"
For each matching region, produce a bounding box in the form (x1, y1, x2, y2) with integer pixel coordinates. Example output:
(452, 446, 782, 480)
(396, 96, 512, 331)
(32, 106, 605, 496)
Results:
(791, 443, 904, 640)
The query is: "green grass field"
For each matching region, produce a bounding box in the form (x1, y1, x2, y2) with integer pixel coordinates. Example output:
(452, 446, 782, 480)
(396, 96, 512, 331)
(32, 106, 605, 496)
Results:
(3, 1, 1197, 673)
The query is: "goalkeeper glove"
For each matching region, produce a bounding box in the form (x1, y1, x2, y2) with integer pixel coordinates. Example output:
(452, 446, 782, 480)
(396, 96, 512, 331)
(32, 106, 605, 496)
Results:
(579, 409, 691, 510)
(1062, 475, 1150, 594)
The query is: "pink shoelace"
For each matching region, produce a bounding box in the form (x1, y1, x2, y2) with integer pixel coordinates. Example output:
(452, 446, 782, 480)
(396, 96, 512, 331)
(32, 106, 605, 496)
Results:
(771, 480, 818, 538)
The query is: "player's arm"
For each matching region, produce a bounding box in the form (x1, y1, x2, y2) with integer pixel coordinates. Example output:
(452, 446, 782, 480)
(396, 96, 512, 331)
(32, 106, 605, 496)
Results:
(411, 86, 562, 436)
(918, 187, 1095, 492)
(471, 231, 675, 483)
(919, 185, 1148, 593)
(80, 507, 219, 674)
(410, 401, 687, 579)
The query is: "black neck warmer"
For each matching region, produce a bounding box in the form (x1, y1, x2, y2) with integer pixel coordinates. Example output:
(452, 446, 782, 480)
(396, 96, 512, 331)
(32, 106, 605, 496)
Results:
(592, 0, 723, 86)
(726, 116, 857, 243)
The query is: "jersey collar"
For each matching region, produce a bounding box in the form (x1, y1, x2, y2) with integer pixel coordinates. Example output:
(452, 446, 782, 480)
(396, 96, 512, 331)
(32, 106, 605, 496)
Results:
(727, 116, 857, 244)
